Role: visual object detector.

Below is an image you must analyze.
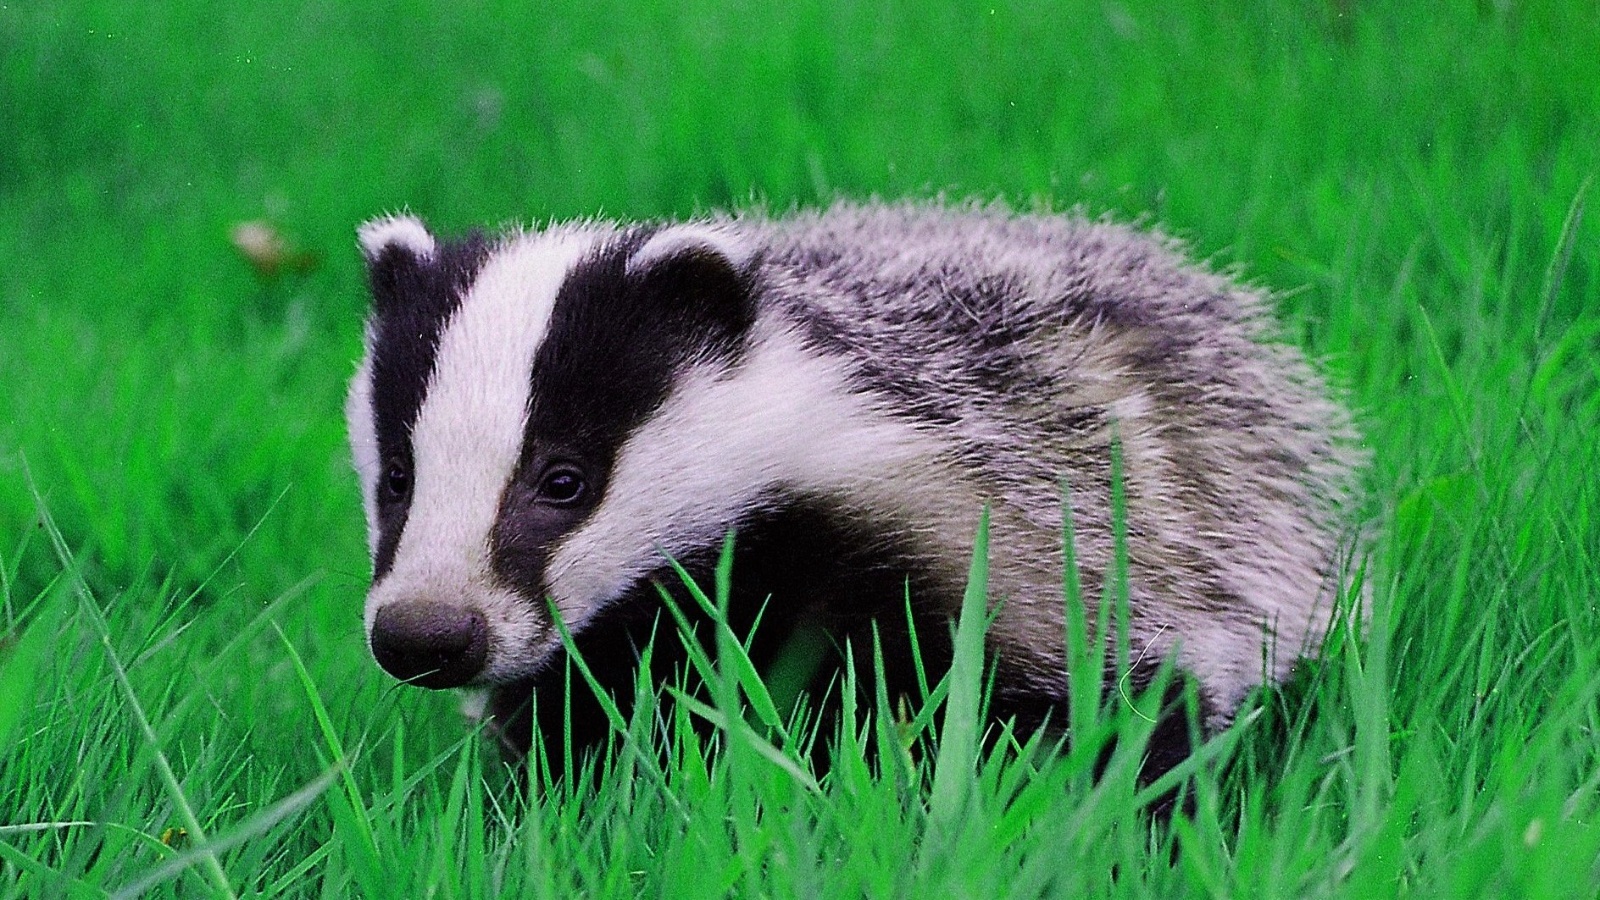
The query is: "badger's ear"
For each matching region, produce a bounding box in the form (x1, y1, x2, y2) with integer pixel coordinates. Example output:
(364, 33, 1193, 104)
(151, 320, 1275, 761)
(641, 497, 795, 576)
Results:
(626, 225, 758, 353)
(357, 214, 439, 315)
(356, 215, 490, 328)
(626, 225, 755, 280)
(358, 213, 437, 262)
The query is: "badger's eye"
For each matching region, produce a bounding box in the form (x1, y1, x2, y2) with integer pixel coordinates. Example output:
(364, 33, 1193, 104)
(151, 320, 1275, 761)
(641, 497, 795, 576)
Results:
(379, 456, 412, 505)
(537, 466, 588, 507)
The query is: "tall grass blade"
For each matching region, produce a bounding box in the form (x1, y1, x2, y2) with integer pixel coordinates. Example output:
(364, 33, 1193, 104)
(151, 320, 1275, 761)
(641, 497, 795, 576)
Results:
(26, 465, 238, 900)
(273, 623, 384, 894)
(1533, 176, 1590, 351)
(925, 508, 991, 838)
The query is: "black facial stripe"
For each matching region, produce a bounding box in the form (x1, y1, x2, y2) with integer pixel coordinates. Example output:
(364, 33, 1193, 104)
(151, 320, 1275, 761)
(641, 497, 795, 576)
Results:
(489, 227, 761, 597)
(524, 228, 758, 468)
(364, 232, 492, 578)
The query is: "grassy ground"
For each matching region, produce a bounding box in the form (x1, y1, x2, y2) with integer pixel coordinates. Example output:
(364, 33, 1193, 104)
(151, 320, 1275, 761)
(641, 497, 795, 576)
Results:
(2, 0, 1598, 895)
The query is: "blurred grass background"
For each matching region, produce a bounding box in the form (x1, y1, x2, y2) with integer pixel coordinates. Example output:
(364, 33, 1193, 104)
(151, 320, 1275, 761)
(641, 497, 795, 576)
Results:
(2, 0, 1598, 895)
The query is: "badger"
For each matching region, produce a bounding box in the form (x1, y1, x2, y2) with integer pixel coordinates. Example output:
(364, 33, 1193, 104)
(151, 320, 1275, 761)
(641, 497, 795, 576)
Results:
(346, 201, 1363, 769)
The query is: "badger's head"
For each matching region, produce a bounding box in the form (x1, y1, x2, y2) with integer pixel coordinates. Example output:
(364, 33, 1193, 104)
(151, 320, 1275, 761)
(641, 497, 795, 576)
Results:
(346, 213, 777, 690)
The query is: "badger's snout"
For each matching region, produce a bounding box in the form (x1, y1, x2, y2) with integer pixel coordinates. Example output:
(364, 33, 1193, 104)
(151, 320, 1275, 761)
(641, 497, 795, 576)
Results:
(369, 602, 489, 689)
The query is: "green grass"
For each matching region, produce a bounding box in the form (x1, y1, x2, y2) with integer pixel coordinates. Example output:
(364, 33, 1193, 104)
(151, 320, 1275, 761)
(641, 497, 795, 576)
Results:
(2, 0, 1598, 895)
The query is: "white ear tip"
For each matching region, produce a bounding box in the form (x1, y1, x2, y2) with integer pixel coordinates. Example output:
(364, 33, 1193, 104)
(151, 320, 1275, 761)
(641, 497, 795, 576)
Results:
(627, 225, 753, 277)
(358, 214, 437, 261)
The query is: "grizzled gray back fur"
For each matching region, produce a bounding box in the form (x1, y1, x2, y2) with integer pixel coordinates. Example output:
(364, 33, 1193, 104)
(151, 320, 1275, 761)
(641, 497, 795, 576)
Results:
(740, 205, 1363, 718)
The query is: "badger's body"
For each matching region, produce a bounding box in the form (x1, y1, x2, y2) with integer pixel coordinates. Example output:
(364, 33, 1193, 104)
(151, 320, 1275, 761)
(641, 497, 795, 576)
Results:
(347, 202, 1362, 762)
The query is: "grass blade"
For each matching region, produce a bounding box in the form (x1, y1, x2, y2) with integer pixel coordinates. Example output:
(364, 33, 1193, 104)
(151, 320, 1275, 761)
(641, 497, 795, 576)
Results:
(926, 508, 991, 838)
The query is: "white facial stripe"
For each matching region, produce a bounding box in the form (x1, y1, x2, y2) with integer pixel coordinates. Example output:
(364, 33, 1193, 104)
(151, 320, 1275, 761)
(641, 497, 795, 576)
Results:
(358, 213, 436, 260)
(543, 326, 944, 625)
(363, 228, 601, 658)
(345, 347, 380, 556)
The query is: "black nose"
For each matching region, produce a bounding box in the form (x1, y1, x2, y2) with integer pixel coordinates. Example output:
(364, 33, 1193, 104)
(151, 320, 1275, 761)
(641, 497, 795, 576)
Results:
(370, 602, 489, 689)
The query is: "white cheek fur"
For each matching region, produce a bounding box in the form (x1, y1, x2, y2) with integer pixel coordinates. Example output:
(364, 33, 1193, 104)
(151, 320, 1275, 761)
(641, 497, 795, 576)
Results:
(541, 323, 950, 634)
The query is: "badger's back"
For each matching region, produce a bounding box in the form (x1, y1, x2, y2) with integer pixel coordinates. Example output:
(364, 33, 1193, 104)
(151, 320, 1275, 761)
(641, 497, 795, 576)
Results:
(730, 204, 1360, 719)
(347, 201, 1364, 760)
